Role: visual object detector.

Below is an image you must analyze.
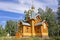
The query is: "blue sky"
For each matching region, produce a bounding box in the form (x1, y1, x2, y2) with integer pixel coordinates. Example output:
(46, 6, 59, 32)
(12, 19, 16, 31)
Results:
(0, 0, 58, 27)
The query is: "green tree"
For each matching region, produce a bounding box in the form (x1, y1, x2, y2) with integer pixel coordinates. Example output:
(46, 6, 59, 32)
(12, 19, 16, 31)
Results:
(0, 25, 3, 36)
(5, 20, 18, 36)
(0, 24, 7, 37)
(38, 7, 58, 36)
(38, 8, 45, 20)
(57, 0, 60, 36)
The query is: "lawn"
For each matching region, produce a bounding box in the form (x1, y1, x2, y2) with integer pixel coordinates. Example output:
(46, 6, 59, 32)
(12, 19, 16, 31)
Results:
(0, 36, 60, 40)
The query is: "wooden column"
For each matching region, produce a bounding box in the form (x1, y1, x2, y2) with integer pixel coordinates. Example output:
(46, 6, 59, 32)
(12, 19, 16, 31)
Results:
(31, 20, 35, 36)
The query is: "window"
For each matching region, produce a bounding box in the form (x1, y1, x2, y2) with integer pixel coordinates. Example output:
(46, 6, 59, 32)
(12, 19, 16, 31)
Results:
(36, 27, 40, 33)
(26, 27, 29, 32)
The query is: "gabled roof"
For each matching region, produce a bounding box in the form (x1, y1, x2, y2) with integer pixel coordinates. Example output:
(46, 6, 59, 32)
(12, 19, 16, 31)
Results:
(21, 21, 31, 26)
(22, 22, 30, 26)
(35, 20, 46, 26)
(35, 22, 42, 26)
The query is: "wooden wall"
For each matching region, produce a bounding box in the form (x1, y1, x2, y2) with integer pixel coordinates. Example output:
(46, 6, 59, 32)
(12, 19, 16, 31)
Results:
(23, 26, 32, 36)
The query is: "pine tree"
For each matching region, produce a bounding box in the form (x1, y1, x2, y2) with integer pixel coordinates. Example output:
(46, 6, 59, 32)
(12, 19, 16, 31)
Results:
(38, 7, 58, 36)
(57, 0, 60, 36)
(5, 20, 18, 36)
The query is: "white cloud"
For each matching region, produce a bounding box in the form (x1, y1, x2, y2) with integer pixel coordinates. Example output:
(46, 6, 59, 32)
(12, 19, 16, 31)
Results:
(46, 0, 58, 5)
(0, 0, 58, 14)
(0, 2, 23, 13)
(0, 15, 24, 20)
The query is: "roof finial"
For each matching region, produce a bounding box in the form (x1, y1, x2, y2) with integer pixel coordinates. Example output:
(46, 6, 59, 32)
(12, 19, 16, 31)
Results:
(31, 0, 35, 10)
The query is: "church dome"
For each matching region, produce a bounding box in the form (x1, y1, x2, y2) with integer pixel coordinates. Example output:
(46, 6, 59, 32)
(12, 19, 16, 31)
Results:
(31, 5, 35, 9)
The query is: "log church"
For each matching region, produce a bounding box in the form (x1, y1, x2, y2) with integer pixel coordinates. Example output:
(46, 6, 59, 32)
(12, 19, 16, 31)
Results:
(16, 5, 48, 38)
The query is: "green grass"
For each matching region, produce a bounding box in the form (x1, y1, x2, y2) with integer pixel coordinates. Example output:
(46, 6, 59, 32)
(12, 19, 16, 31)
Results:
(0, 36, 60, 40)
(0, 37, 40, 40)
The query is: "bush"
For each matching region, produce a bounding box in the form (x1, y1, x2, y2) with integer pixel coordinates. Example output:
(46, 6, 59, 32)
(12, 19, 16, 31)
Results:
(53, 37, 60, 40)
